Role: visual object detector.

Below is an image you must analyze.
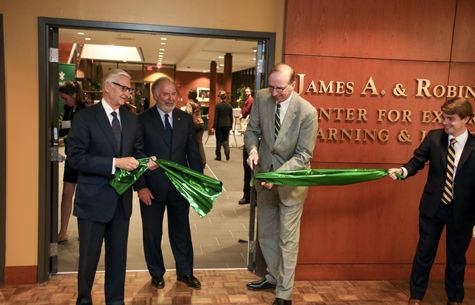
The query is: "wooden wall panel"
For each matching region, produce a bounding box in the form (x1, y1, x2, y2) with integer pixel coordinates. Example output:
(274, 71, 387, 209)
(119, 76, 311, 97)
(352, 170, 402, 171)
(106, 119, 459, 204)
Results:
(284, 55, 475, 164)
(299, 162, 423, 264)
(284, 0, 475, 280)
(451, 0, 475, 63)
(285, 0, 456, 61)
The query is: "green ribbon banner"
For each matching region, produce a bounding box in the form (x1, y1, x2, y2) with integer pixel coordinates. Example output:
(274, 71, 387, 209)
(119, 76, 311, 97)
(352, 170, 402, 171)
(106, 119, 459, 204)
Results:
(110, 158, 222, 218)
(251, 169, 404, 187)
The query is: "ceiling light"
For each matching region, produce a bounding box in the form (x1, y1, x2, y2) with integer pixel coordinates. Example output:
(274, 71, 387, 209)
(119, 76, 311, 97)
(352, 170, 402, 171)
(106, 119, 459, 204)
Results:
(161, 38, 167, 40)
(81, 45, 141, 62)
(123, 60, 127, 62)
(219, 56, 224, 59)
(159, 55, 163, 57)
(85, 38, 91, 40)
(253, 49, 257, 52)
(161, 43, 166, 45)
(160, 49, 164, 51)
(78, 32, 85, 35)
(220, 64, 224, 66)
(203, 71, 207, 73)
(159, 52, 163, 55)
(253, 58, 256, 61)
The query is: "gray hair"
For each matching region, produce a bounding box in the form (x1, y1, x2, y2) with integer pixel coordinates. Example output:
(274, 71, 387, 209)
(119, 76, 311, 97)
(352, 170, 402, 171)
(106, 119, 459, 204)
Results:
(152, 77, 176, 95)
(102, 69, 131, 89)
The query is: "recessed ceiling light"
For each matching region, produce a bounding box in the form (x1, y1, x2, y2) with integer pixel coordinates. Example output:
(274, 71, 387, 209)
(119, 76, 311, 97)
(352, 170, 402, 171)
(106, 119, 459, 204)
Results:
(78, 32, 85, 35)
(203, 71, 207, 73)
(159, 52, 163, 55)
(219, 56, 224, 59)
(253, 58, 256, 61)
(85, 38, 91, 41)
(220, 64, 224, 66)
(253, 49, 257, 52)
(160, 49, 164, 51)
(161, 43, 166, 45)
(161, 38, 167, 40)
(159, 55, 163, 57)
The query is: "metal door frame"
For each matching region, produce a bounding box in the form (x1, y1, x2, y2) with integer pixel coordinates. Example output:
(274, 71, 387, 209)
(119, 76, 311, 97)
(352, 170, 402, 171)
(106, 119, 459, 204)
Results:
(37, 16, 275, 283)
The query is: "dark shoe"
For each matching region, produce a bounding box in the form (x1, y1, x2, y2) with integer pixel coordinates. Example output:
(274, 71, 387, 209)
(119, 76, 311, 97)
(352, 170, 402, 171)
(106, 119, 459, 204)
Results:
(151, 276, 164, 289)
(272, 298, 292, 305)
(177, 275, 201, 289)
(408, 299, 422, 305)
(214, 156, 221, 161)
(238, 197, 250, 205)
(226, 154, 230, 160)
(246, 277, 276, 290)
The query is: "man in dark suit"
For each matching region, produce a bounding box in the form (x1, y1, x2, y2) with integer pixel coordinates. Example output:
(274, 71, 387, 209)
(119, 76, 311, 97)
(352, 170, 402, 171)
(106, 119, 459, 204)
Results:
(67, 69, 158, 305)
(245, 63, 318, 305)
(211, 90, 233, 161)
(135, 77, 203, 290)
(389, 97, 475, 305)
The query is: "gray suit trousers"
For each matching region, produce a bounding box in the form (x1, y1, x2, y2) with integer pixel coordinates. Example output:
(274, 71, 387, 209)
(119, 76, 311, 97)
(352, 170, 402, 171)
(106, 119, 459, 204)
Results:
(258, 186, 304, 300)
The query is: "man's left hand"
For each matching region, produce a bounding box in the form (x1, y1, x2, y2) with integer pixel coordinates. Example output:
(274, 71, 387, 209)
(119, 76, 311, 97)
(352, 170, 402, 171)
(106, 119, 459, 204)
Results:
(261, 182, 273, 190)
(147, 156, 159, 171)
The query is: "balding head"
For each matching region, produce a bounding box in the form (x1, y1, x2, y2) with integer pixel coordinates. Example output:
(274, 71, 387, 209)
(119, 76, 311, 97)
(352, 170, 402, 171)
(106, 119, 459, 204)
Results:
(269, 63, 295, 84)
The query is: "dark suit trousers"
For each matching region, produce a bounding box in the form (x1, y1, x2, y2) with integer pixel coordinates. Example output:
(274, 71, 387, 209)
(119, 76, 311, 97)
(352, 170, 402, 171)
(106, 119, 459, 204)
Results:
(140, 184, 194, 277)
(242, 147, 251, 200)
(77, 198, 129, 305)
(410, 202, 472, 303)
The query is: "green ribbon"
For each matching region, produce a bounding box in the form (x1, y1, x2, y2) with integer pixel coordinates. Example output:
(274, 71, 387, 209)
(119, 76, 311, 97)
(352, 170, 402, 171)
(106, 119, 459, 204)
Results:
(251, 169, 404, 187)
(110, 158, 222, 218)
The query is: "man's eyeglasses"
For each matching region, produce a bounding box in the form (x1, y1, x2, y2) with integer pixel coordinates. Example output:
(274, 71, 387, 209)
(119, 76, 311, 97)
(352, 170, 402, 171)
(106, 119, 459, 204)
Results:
(268, 84, 289, 93)
(112, 82, 134, 94)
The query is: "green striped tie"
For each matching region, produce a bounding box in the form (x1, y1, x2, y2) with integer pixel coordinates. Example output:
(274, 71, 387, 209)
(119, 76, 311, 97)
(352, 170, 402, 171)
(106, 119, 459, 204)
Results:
(442, 138, 457, 205)
(275, 103, 281, 140)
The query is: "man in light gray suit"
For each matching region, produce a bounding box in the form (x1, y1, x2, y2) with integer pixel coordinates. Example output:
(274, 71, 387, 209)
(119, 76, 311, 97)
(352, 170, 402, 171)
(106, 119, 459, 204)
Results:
(245, 63, 318, 305)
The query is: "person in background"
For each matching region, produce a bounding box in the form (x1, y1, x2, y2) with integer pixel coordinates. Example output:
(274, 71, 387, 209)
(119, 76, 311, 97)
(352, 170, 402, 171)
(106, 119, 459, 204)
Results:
(67, 69, 158, 304)
(211, 90, 233, 161)
(186, 88, 206, 168)
(245, 63, 318, 305)
(238, 87, 253, 205)
(57, 81, 89, 242)
(136, 77, 203, 290)
(389, 97, 475, 305)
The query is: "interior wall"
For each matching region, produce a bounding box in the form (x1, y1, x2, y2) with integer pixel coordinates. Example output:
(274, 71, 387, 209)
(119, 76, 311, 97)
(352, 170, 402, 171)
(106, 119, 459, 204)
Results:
(284, 0, 475, 280)
(175, 71, 223, 109)
(0, 0, 284, 279)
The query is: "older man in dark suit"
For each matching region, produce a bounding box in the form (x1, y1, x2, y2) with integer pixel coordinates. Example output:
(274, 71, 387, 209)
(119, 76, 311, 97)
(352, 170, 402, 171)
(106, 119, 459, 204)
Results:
(135, 77, 203, 290)
(389, 97, 475, 305)
(67, 69, 158, 305)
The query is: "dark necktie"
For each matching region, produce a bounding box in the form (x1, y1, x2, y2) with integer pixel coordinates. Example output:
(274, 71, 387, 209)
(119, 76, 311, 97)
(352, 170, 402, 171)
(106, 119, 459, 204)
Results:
(442, 138, 457, 204)
(164, 113, 173, 144)
(111, 111, 121, 151)
(275, 103, 281, 140)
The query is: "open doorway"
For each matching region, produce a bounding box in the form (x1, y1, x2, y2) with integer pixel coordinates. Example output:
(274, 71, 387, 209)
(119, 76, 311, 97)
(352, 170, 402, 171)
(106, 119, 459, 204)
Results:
(38, 17, 275, 283)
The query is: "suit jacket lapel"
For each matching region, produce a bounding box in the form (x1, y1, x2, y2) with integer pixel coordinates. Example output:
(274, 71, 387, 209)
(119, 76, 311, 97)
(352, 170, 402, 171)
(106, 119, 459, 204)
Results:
(440, 133, 449, 170)
(171, 108, 184, 149)
(119, 108, 133, 157)
(457, 132, 475, 171)
(95, 104, 120, 156)
(149, 107, 171, 148)
(274, 93, 297, 147)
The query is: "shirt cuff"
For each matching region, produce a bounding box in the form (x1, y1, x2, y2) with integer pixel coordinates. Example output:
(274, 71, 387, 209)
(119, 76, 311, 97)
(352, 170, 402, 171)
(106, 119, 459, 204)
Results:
(112, 158, 116, 175)
(401, 167, 408, 178)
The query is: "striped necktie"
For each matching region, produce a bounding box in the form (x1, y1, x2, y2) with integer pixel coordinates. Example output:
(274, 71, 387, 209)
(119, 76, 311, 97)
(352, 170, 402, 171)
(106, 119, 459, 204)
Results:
(274, 103, 281, 140)
(442, 138, 457, 205)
